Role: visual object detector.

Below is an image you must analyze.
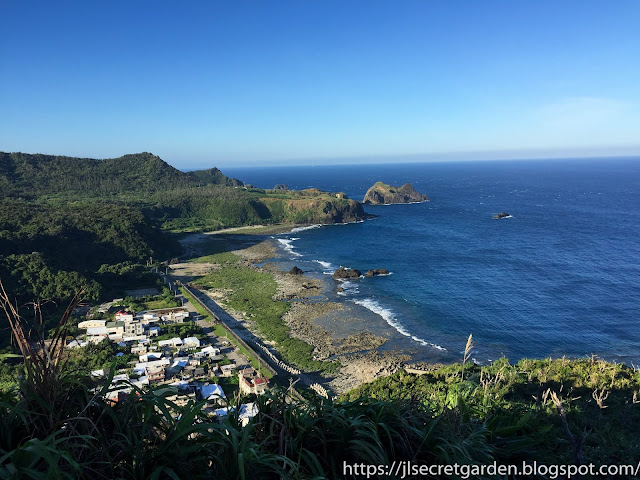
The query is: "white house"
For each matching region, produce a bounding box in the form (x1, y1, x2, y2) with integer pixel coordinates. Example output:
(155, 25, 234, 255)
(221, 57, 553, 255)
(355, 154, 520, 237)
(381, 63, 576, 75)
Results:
(201, 383, 226, 401)
(239, 402, 259, 426)
(200, 345, 221, 357)
(86, 327, 108, 337)
(134, 358, 169, 375)
(139, 352, 163, 362)
(158, 338, 183, 348)
(148, 326, 160, 337)
(78, 319, 106, 329)
(183, 337, 200, 348)
(115, 311, 134, 322)
(131, 344, 147, 355)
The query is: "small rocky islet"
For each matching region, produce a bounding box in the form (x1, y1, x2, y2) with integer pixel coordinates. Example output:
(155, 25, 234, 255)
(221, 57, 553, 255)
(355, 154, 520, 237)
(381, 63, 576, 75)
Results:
(362, 182, 429, 205)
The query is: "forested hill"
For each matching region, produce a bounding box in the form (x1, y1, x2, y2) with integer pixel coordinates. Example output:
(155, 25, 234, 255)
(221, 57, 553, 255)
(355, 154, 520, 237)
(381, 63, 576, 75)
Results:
(0, 151, 242, 198)
(0, 151, 367, 335)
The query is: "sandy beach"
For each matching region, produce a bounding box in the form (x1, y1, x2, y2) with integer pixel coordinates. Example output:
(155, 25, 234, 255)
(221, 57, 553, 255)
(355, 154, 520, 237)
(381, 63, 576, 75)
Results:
(172, 229, 411, 394)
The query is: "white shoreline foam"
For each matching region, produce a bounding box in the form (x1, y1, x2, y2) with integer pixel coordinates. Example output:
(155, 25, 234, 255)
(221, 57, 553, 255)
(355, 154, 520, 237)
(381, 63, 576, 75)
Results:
(290, 224, 323, 233)
(352, 298, 446, 351)
(313, 259, 335, 275)
(367, 200, 429, 206)
(277, 238, 303, 257)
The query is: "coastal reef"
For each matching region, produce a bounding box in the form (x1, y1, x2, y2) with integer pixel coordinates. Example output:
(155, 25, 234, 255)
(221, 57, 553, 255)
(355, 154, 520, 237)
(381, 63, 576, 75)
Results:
(363, 181, 429, 205)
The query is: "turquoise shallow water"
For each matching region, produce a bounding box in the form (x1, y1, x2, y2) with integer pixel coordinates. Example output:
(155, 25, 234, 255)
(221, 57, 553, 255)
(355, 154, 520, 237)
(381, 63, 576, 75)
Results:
(225, 158, 640, 365)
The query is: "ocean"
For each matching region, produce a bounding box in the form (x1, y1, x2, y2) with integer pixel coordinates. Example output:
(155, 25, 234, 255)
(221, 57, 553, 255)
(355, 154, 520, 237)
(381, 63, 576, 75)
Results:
(224, 158, 640, 365)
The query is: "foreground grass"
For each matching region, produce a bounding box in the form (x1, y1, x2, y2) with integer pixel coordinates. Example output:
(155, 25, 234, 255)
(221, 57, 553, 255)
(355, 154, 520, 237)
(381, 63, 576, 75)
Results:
(3, 355, 640, 478)
(195, 266, 339, 374)
(345, 357, 640, 468)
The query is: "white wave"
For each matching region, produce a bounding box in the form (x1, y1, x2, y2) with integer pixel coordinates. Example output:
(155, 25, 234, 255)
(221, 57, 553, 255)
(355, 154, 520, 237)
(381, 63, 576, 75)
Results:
(370, 200, 429, 206)
(290, 224, 323, 233)
(337, 280, 359, 296)
(352, 298, 446, 351)
(313, 260, 333, 269)
(277, 238, 302, 257)
(313, 259, 335, 274)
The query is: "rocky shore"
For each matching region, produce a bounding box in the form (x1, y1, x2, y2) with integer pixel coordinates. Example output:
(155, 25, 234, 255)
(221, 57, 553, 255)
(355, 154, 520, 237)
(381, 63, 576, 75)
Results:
(176, 230, 410, 394)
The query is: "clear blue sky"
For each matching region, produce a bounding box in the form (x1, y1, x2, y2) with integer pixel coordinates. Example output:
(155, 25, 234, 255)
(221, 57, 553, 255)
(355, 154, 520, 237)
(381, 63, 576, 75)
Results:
(1, 1, 639, 168)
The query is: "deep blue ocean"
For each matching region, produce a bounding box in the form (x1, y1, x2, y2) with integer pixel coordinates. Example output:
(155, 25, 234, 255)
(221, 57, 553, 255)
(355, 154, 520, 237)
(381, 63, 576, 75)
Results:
(225, 158, 640, 365)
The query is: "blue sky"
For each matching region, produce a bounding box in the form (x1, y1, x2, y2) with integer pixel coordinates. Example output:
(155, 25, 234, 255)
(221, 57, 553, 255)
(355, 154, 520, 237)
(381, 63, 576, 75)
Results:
(1, 1, 639, 168)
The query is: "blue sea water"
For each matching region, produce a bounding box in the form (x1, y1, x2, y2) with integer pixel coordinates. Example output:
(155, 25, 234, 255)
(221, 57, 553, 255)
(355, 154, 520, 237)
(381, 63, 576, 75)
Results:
(225, 158, 640, 365)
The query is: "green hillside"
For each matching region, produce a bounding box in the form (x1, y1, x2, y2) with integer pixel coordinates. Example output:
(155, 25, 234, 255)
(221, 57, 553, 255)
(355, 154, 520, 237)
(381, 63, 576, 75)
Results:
(0, 151, 243, 198)
(0, 151, 368, 338)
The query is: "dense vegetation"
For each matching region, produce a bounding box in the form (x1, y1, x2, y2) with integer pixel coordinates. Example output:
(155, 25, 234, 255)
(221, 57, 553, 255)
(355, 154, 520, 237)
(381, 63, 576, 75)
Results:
(0, 151, 369, 346)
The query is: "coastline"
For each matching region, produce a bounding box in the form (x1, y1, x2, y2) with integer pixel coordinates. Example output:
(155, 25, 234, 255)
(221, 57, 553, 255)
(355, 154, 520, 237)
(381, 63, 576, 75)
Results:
(172, 225, 412, 394)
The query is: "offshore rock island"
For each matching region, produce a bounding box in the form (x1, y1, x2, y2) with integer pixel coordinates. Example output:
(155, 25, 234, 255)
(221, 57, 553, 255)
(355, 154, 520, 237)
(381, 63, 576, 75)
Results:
(363, 181, 429, 204)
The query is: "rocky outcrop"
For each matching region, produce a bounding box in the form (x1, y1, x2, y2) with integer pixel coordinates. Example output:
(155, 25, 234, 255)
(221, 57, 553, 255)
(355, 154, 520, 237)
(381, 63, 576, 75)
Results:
(289, 266, 303, 275)
(273, 184, 290, 190)
(493, 212, 511, 219)
(332, 267, 362, 280)
(364, 269, 390, 277)
(363, 182, 429, 205)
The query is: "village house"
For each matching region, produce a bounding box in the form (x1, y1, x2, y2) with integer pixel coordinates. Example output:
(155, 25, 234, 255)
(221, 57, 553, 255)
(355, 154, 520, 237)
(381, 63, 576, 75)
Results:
(134, 358, 170, 376)
(131, 343, 147, 355)
(115, 310, 134, 323)
(158, 337, 183, 348)
(147, 326, 160, 337)
(183, 337, 200, 348)
(105, 321, 125, 339)
(146, 366, 165, 383)
(161, 309, 190, 324)
(78, 319, 106, 329)
(238, 367, 269, 395)
(124, 322, 144, 336)
(219, 363, 236, 377)
(199, 345, 221, 357)
(139, 352, 163, 363)
(199, 383, 226, 403)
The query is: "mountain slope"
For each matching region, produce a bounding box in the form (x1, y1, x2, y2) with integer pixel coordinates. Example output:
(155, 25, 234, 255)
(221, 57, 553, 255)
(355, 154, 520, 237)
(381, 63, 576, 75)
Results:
(0, 151, 242, 198)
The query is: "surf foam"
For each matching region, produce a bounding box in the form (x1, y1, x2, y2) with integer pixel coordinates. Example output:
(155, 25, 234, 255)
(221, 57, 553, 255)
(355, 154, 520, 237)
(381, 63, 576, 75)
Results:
(313, 259, 335, 274)
(352, 298, 446, 351)
(277, 238, 303, 257)
(290, 224, 323, 233)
